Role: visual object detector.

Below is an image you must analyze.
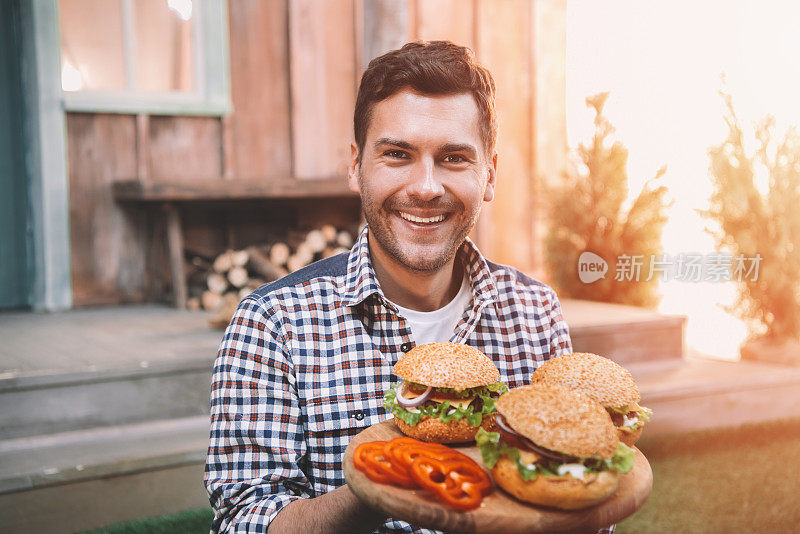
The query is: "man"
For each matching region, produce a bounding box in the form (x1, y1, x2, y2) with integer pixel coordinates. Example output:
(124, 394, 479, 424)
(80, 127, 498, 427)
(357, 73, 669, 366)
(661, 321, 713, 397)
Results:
(205, 41, 580, 533)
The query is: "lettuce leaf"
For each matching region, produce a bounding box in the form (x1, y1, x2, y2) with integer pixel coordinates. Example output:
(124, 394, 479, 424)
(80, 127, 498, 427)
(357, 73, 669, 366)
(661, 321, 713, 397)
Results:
(608, 404, 654, 430)
(484, 381, 510, 393)
(383, 383, 505, 428)
(383, 388, 422, 426)
(475, 429, 636, 480)
(605, 442, 635, 473)
(475, 427, 503, 467)
(608, 404, 653, 418)
(638, 406, 653, 424)
(626, 406, 653, 430)
(475, 428, 539, 480)
(513, 456, 540, 480)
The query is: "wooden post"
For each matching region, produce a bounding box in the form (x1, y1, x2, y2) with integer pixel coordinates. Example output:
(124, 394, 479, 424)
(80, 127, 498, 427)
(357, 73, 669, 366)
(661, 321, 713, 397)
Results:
(221, 114, 235, 180)
(136, 114, 150, 182)
(163, 203, 188, 309)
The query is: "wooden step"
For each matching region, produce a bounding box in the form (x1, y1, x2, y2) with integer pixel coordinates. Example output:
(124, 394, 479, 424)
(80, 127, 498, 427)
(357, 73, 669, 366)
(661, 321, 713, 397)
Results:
(0, 358, 213, 440)
(630, 356, 800, 435)
(561, 299, 686, 364)
(0, 306, 220, 440)
(0, 416, 210, 533)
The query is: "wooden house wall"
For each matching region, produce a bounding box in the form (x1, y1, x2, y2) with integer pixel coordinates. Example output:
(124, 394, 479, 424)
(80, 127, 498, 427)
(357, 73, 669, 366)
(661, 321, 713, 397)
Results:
(66, 0, 566, 307)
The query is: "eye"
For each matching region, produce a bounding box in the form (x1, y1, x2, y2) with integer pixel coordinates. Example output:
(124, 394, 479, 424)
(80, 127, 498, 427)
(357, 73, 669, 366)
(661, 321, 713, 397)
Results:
(444, 154, 466, 164)
(384, 150, 408, 159)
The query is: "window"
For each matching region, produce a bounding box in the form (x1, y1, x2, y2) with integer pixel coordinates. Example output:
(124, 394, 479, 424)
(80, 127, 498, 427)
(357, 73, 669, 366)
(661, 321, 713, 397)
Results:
(58, 0, 230, 115)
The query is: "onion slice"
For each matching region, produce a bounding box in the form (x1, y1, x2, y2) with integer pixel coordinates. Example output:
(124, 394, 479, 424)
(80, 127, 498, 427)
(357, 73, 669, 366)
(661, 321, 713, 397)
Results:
(496, 414, 576, 463)
(395, 382, 433, 409)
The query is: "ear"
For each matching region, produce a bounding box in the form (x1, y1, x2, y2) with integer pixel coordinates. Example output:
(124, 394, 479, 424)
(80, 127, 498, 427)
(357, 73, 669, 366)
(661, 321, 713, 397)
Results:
(347, 142, 361, 193)
(483, 152, 497, 202)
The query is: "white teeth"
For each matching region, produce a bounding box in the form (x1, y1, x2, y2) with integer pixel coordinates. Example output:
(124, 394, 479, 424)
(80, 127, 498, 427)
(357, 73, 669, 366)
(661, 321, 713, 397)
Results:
(399, 212, 446, 224)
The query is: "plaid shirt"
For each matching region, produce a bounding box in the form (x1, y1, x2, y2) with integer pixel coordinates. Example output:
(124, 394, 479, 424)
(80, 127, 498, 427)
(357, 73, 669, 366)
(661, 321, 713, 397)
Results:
(205, 224, 609, 533)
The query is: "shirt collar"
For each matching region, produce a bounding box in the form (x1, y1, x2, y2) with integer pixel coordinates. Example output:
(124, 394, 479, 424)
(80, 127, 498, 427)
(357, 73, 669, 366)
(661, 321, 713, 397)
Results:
(341, 224, 500, 308)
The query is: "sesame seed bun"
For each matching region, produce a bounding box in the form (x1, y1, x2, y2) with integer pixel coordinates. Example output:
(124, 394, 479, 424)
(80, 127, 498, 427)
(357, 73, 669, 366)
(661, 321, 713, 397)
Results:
(495, 384, 618, 459)
(491, 456, 619, 510)
(392, 342, 500, 390)
(530, 353, 641, 409)
(618, 424, 643, 447)
(393, 413, 499, 443)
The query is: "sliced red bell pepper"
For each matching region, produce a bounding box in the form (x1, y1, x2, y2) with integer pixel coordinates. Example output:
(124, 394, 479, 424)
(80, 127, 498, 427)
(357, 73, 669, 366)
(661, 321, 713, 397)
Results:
(354, 437, 492, 511)
(353, 441, 392, 484)
(353, 441, 416, 488)
(409, 456, 490, 511)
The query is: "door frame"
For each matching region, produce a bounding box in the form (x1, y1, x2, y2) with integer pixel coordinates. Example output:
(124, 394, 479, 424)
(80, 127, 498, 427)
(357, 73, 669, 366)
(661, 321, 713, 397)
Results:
(20, 0, 72, 311)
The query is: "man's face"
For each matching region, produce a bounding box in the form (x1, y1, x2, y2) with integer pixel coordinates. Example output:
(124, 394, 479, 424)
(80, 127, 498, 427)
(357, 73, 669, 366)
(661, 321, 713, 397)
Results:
(348, 89, 496, 272)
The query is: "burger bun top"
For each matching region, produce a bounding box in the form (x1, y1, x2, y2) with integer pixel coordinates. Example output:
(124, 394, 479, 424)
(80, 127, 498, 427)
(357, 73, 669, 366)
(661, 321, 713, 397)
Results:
(392, 342, 500, 390)
(530, 352, 640, 409)
(495, 384, 618, 459)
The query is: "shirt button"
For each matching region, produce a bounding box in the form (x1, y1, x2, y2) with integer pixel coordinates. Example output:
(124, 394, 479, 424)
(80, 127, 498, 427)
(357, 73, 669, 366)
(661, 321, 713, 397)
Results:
(352, 410, 365, 421)
(400, 342, 413, 352)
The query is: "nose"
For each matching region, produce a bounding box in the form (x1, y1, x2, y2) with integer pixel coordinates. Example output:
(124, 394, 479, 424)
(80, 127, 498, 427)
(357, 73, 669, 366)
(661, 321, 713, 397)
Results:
(406, 159, 445, 201)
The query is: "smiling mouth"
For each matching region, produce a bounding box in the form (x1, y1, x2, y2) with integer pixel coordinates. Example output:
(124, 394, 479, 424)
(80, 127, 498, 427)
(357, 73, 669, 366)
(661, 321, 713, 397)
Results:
(397, 211, 447, 224)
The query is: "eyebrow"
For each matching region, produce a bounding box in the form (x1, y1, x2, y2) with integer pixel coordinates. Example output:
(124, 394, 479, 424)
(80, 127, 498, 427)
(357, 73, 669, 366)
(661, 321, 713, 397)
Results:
(373, 138, 478, 158)
(440, 143, 478, 158)
(373, 137, 415, 150)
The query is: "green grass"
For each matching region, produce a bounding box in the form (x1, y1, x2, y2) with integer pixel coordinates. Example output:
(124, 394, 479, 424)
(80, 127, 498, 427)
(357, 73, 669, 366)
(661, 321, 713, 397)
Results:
(617, 418, 800, 533)
(82, 420, 800, 533)
(81, 507, 214, 534)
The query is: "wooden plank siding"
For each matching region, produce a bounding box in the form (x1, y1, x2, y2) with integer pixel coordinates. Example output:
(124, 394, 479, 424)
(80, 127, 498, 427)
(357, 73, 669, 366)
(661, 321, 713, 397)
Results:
(289, 0, 358, 179)
(66, 113, 148, 305)
(406, 0, 566, 274)
(410, 0, 476, 48)
(227, 0, 292, 179)
(148, 116, 222, 180)
(362, 0, 410, 69)
(65, 0, 565, 306)
(476, 0, 533, 269)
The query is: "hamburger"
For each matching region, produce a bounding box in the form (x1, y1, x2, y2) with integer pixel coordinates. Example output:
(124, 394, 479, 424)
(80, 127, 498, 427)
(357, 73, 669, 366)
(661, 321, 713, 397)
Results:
(530, 353, 652, 446)
(383, 342, 508, 443)
(476, 384, 635, 510)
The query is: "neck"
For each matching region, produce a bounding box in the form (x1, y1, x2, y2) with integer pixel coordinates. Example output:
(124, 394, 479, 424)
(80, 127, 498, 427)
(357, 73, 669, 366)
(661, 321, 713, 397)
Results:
(368, 234, 464, 312)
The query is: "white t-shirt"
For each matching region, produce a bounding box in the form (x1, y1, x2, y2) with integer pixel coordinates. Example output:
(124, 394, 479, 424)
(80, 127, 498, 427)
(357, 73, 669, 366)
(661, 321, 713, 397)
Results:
(390, 274, 472, 345)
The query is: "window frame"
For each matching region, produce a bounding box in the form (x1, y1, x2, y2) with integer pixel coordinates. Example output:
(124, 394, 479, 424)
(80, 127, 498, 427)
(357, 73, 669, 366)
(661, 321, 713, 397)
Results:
(59, 0, 231, 116)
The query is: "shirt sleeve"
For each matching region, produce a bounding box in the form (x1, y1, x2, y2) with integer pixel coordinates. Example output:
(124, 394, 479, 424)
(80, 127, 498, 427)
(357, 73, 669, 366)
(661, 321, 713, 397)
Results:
(546, 289, 573, 358)
(204, 297, 313, 533)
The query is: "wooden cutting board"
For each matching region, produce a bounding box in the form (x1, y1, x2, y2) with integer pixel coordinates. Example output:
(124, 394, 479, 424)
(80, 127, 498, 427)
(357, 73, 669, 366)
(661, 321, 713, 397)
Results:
(344, 420, 653, 534)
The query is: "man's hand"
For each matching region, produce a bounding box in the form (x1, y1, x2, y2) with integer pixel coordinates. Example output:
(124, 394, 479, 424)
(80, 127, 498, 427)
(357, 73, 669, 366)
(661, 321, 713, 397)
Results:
(268, 484, 388, 534)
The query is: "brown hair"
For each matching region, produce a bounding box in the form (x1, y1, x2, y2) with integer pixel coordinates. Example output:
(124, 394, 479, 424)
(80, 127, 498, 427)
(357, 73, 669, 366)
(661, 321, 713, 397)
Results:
(354, 40, 497, 158)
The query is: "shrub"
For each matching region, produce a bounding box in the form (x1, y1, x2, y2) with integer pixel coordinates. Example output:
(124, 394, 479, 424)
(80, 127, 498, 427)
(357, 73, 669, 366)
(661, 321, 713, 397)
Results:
(545, 93, 670, 308)
(703, 92, 800, 340)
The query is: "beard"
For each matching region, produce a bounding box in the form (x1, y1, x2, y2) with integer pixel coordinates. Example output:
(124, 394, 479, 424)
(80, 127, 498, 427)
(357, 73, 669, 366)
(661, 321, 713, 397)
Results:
(358, 168, 482, 272)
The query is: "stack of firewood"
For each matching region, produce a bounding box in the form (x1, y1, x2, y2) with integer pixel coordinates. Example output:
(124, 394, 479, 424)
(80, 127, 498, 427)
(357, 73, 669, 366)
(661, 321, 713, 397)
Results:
(186, 225, 355, 328)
